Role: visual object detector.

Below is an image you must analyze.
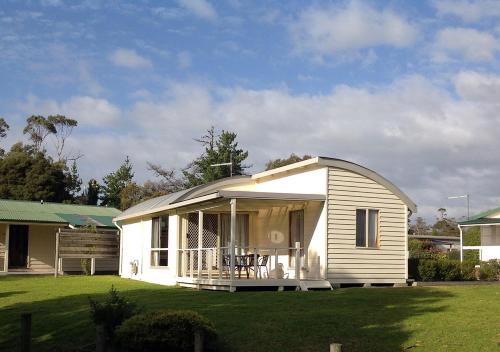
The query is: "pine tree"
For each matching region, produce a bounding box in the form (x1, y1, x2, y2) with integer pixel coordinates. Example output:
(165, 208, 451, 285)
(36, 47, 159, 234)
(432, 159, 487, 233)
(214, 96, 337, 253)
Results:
(183, 127, 249, 187)
(101, 157, 134, 209)
(86, 179, 100, 206)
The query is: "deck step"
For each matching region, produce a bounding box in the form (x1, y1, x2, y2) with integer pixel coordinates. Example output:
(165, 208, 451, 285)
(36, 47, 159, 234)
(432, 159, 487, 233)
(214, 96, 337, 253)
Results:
(299, 280, 333, 291)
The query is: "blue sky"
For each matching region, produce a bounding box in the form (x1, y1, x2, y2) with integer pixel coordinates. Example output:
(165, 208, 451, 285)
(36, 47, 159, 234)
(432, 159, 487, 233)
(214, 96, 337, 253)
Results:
(1, 0, 500, 221)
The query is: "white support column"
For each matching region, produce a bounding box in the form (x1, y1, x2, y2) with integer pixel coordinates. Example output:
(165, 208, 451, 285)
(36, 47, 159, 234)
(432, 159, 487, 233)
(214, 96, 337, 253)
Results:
(459, 225, 463, 262)
(4, 225, 9, 273)
(198, 211, 203, 278)
(207, 250, 212, 278)
(404, 205, 408, 280)
(230, 199, 236, 286)
(295, 241, 301, 280)
(54, 230, 60, 277)
(90, 258, 96, 275)
(274, 248, 279, 279)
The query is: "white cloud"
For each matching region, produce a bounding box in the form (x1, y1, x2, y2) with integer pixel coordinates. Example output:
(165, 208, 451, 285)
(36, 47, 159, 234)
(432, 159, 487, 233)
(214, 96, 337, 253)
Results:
(432, 27, 499, 62)
(18, 95, 121, 127)
(101, 72, 499, 220)
(434, 0, 500, 23)
(109, 48, 152, 69)
(15, 73, 500, 221)
(289, 1, 417, 59)
(177, 0, 217, 20)
(454, 71, 500, 102)
(177, 51, 192, 69)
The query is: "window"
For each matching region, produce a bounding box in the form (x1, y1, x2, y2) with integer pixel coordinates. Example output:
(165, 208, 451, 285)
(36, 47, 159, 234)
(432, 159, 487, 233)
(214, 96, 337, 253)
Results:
(356, 209, 379, 248)
(151, 216, 168, 266)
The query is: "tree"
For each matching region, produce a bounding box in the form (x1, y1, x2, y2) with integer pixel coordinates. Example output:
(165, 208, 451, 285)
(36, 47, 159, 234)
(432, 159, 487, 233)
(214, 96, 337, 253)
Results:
(119, 182, 144, 210)
(65, 161, 82, 200)
(23, 115, 56, 152)
(47, 114, 79, 161)
(265, 153, 312, 170)
(86, 179, 101, 205)
(183, 127, 249, 187)
(101, 157, 134, 209)
(0, 142, 72, 202)
(147, 162, 185, 193)
(409, 217, 430, 236)
(437, 207, 447, 220)
(0, 117, 9, 138)
(432, 217, 460, 237)
(0, 117, 10, 154)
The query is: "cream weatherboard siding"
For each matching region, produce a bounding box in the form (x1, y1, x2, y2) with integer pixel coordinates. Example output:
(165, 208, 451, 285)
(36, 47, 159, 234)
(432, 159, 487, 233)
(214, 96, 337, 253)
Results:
(327, 167, 407, 284)
(28, 225, 57, 272)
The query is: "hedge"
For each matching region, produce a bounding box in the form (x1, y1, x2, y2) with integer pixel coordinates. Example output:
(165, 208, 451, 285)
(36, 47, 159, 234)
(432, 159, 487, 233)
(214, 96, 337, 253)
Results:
(410, 258, 500, 281)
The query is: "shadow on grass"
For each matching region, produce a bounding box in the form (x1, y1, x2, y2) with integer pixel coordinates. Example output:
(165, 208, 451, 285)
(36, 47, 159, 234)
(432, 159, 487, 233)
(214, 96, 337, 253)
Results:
(0, 277, 454, 352)
(0, 291, 27, 299)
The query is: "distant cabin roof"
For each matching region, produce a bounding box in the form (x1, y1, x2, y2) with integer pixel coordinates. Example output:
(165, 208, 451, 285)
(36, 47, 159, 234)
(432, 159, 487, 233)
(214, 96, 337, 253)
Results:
(0, 199, 121, 228)
(459, 206, 500, 226)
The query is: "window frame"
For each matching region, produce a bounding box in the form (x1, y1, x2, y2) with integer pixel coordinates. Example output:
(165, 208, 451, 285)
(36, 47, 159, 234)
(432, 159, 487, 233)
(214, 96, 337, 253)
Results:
(151, 215, 169, 267)
(355, 208, 380, 249)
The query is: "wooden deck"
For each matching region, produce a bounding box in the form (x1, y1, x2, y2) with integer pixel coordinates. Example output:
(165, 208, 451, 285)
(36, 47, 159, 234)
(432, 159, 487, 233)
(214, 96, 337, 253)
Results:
(177, 276, 302, 292)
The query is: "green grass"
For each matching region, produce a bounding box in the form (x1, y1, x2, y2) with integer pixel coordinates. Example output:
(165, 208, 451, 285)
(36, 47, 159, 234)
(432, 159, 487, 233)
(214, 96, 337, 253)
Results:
(0, 276, 499, 351)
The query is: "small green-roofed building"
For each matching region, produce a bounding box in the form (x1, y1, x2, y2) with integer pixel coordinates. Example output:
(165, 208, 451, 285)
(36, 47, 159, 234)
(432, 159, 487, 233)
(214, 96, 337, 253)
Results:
(0, 199, 120, 275)
(458, 207, 500, 262)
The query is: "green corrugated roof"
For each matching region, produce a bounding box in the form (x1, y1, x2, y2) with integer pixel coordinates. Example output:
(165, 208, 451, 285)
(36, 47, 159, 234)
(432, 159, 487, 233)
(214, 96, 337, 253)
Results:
(458, 206, 500, 225)
(468, 207, 500, 221)
(459, 218, 500, 226)
(0, 199, 120, 228)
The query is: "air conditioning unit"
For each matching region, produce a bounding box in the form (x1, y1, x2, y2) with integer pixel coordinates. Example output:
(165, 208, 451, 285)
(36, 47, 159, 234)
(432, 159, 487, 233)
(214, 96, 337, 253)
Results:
(130, 260, 139, 275)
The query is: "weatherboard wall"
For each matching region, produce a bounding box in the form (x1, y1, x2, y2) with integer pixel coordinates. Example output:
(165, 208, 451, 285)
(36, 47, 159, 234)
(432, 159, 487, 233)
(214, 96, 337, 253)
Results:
(327, 167, 407, 284)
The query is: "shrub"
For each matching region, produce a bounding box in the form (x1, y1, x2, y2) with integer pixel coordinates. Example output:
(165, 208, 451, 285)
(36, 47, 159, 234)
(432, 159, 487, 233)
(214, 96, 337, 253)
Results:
(88, 285, 137, 344)
(437, 259, 462, 281)
(460, 260, 477, 281)
(116, 310, 217, 352)
(479, 260, 500, 281)
(81, 258, 91, 275)
(463, 250, 480, 263)
(418, 260, 438, 281)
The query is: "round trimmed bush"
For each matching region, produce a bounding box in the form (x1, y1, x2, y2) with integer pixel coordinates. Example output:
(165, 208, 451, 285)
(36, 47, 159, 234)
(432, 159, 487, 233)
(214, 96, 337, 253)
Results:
(116, 310, 216, 352)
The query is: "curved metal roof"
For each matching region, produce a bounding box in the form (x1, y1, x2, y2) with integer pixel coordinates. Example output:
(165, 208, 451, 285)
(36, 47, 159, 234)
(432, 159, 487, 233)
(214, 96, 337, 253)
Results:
(317, 157, 417, 213)
(115, 156, 417, 221)
(116, 176, 251, 221)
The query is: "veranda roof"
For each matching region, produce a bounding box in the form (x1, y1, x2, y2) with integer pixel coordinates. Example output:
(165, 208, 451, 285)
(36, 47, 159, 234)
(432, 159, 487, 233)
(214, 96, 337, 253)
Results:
(458, 206, 500, 226)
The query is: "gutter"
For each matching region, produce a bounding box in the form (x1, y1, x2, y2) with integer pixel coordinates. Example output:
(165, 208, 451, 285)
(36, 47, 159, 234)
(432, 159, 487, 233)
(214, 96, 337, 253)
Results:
(113, 221, 124, 276)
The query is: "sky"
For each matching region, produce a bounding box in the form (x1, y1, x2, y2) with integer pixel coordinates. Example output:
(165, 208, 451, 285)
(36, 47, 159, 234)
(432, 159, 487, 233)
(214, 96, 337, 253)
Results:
(1, 0, 500, 222)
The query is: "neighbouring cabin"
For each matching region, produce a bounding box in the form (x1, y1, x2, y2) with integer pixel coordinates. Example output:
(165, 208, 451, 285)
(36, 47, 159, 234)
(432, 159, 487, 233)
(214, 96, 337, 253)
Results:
(458, 208, 500, 261)
(0, 200, 121, 275)
(408, 235, 461, 252)
(116, 157, 417, 291)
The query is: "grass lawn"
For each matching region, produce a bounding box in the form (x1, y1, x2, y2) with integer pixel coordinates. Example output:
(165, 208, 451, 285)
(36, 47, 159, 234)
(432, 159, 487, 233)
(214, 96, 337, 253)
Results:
(0, 276, 499, 351)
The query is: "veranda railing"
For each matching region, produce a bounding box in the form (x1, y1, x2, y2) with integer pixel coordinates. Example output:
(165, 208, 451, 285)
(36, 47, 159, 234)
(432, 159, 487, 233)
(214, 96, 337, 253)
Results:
(177, 242, 302, 280)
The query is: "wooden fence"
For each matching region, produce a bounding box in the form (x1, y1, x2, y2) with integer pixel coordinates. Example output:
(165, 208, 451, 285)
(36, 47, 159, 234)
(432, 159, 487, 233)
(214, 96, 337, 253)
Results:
(54, 228, 119, 277)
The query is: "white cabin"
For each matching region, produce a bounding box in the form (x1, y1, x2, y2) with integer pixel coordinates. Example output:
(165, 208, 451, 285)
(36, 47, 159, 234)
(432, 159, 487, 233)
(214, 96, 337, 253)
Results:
(115, 157, 417, 291)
